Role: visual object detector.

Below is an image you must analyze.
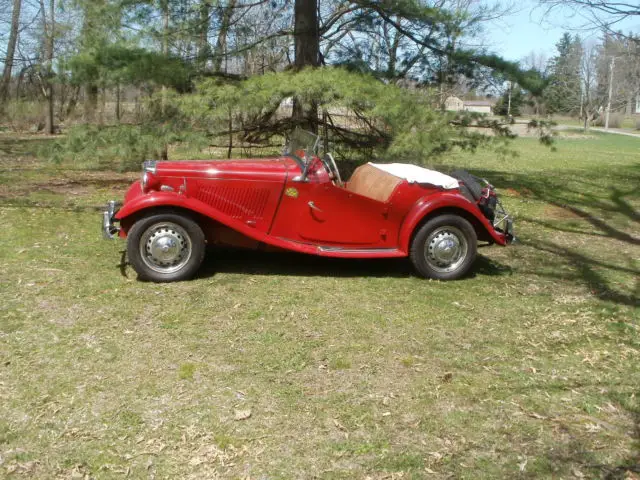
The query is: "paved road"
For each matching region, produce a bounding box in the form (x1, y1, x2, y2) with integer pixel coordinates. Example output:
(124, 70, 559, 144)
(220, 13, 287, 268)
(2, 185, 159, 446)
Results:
(556, 124, 640, 138)
(588, 127, 640, 138)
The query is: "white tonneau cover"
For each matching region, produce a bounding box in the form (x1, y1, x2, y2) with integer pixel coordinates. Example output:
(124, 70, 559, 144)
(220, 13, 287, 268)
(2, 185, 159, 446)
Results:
(368, 163, 459, 190)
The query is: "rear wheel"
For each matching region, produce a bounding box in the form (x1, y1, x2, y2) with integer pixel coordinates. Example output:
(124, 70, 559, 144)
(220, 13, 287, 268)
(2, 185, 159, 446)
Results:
(127, 213, 206, 282)
(410, 214, 477, 280)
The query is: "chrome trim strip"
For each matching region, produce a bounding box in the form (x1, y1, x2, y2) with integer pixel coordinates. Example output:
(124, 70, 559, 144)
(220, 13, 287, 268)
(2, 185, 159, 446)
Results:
(317, 247, 398, 253)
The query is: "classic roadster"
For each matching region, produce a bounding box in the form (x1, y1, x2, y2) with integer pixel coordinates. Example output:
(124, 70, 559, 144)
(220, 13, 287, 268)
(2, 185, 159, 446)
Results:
(102, 130, 513, 282)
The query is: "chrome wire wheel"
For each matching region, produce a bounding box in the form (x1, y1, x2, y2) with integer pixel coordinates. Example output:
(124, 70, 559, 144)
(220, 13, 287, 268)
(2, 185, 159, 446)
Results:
(424, 225, 468, 274)
(139, 222, 193, 274)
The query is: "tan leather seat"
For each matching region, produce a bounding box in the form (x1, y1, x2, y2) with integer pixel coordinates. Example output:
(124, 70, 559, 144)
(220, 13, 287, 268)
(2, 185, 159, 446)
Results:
(345, 163, 403, 203)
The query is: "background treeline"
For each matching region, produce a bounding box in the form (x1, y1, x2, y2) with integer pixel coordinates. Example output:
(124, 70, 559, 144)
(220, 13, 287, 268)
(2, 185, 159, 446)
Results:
(495, 31, 640, 130)
(0, 0, 637, 169)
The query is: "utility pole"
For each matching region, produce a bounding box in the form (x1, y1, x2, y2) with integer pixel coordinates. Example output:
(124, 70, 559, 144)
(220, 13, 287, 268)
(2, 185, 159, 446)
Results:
(605, 56, 615, 129)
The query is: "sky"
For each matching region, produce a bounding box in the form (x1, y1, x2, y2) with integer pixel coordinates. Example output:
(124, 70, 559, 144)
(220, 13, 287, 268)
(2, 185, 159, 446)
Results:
(483, 1, 640, 63)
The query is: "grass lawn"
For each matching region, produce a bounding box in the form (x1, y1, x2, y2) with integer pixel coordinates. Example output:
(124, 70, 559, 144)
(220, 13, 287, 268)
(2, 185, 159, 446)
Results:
(0, 132, 638, 479)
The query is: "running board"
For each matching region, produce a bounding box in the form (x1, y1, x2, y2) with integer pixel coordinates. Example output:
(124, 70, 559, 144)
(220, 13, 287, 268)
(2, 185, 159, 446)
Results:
(316, 246, 405, 258)
(317, 246, 397, 253)
(273, 237, 406, 258)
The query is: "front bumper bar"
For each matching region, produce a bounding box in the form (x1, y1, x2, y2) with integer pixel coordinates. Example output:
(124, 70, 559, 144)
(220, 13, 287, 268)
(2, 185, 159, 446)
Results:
(102, 200, 121, 239)
(489, 192, 515, 244)
(503, 216, 515, 243)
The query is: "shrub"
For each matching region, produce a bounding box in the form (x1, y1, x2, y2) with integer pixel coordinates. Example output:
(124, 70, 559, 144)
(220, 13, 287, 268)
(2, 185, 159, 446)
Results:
(595, 113, 623, 128)
(608, 113, 623, 128)
(3, 100, 48, 132)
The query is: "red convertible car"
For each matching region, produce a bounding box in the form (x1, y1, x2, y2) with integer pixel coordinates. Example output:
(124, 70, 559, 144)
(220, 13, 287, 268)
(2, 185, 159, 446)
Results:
(102, 130, 513, 282)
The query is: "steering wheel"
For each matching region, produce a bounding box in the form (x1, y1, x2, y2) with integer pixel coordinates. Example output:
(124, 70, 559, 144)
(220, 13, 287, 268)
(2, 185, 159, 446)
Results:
(322, 153, 343, 186)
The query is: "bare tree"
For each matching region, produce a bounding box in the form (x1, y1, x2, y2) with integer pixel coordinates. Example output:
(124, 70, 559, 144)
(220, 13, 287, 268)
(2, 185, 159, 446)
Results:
(212, 0, 237, 72)
(0, 0, 22, 103)
(580, 40, 600, 130)
(538, 0, 639, 40)
(197, 0, 212, 70)
(521, 50, 548, 74)
(39, 0, 55, 134)
(597, 33, 640, 116)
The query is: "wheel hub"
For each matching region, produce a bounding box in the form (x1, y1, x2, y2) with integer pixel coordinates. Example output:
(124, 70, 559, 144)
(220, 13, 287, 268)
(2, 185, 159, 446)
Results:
(140, 223, 192, 274)
(432, 236, 460, 263)
(425, 227, 468, 273)
(150, 234, 181, 263)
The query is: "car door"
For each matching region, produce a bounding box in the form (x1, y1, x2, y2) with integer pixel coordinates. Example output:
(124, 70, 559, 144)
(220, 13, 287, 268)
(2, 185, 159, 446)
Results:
(294, 179, 393, 246)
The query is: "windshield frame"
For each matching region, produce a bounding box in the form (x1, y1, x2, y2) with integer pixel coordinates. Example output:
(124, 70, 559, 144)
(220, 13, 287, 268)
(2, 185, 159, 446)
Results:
(283, 128, 321, 167)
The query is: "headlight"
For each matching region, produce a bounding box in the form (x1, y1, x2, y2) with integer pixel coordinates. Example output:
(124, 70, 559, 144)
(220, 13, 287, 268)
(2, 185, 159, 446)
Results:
(141, 171, 149, 191)
(141, 160, 159, 192)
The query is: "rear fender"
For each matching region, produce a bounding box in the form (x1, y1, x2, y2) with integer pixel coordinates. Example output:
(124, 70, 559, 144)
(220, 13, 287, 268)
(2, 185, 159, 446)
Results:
(399, 192, 507, 250)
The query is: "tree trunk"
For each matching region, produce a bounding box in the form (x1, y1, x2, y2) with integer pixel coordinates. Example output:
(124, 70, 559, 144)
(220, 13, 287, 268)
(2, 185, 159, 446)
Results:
(0, 0, 22, 104)
(65, 85, 80, 118)
(16, 66, 27, 99)
(227, 108, 233, 159)
(197, 0, 212, 72)
(43, 0, 55, 134)
(294, 0, 319, 70)
(99, 87, 106, 125)
(292, 0, 319, 132)
(160, 0, 169, 159)
(161, 0, 169, 114)
(212, 0, 236, 73)
(80, 0, 106, 124)
(85, 85, 98, 122)
(115, 84, 121, 122)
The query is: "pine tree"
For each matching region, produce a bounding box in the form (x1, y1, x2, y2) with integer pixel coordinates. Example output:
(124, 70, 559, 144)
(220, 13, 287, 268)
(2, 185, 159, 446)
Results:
(544, 33, 583, 115)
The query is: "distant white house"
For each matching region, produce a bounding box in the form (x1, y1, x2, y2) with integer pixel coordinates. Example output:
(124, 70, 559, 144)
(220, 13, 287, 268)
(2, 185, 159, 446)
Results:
(445, 96, 495, 114)
(444, 96, 464, 111)
(462, 100, 494, 114)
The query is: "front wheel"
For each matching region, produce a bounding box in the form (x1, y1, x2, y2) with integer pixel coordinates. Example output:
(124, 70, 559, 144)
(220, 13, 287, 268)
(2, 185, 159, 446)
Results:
(127, 213, 206, 282)
(410, 214, 477, 281)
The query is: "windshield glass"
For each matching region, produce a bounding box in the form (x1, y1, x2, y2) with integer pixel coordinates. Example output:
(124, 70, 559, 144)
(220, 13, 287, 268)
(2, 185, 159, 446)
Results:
(284, 128, 320, 163)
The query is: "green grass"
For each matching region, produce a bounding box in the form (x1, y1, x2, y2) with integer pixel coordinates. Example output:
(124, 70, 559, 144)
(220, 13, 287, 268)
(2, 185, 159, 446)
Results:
(0, 132, 638, 478)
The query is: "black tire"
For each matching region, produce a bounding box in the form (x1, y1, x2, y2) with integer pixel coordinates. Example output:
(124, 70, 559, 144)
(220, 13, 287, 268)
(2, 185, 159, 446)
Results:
(451, 170, 483, 203)
(410, 214, 477, 281)
(127, 212, 206, 282)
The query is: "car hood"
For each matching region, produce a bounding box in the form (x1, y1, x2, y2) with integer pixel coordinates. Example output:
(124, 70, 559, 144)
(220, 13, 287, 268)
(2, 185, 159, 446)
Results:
(153, 157, 291, 181)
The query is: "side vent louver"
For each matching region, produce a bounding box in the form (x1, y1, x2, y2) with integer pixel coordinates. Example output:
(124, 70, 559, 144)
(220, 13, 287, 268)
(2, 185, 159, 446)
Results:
(197, 184, 270, 219)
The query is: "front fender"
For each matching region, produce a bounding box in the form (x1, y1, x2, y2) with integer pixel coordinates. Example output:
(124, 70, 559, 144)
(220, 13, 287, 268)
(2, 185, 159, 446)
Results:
(115, 191, 199, 221)
(114, 190, 269, 244)
(398, 192, 507, 251)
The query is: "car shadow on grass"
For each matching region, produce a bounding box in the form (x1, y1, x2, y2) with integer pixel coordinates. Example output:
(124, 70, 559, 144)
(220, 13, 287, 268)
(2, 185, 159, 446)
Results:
(198, 248, 413, 278)
(182, 248, 511, 280)
(117, 247, 512, 281)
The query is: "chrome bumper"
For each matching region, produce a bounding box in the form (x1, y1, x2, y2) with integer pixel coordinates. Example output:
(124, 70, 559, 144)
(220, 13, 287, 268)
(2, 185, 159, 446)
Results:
(503, 216, 515, 243)
(492, 198, 515, 244)
(102, 200, 121, 239)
